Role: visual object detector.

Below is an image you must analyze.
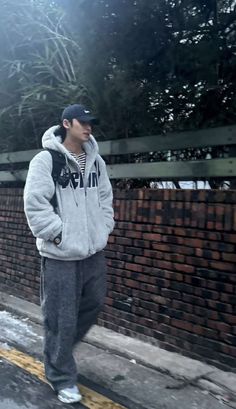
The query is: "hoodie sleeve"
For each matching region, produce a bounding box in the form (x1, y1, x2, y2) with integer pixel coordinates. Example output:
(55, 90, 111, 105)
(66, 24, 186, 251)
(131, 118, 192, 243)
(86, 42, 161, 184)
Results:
(98, 156, 115, 234)
(23, 151, 62, 241)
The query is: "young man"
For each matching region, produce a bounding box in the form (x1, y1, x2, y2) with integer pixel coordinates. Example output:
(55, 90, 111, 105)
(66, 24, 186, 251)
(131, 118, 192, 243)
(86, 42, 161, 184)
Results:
(24, 104, 114, 404)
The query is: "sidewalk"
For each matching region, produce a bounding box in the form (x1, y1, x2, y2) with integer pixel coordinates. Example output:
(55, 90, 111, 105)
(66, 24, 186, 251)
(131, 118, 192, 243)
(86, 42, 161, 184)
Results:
(0, 290, 236, 407)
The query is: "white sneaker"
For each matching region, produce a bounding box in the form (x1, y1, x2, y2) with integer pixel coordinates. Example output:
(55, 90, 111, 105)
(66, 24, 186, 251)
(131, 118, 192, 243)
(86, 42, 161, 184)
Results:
(57, 385, 82, 404)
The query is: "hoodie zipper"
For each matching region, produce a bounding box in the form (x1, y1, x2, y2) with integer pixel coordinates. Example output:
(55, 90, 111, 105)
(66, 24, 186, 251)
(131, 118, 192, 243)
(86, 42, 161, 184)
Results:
(76, 159, 92, 254)
(69, 153, 95, 255)
(83, 163, 97, 255)
(65, 155, 79, 207)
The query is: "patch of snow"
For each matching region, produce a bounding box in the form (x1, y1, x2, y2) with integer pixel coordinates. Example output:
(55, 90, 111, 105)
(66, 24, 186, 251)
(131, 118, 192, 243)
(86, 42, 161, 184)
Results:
(0, 342, 11, 350)
(0, 311, 42, 347)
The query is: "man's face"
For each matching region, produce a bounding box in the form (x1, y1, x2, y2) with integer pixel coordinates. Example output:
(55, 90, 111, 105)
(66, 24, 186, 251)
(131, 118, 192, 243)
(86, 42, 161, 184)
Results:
(63, 118, 92, 143)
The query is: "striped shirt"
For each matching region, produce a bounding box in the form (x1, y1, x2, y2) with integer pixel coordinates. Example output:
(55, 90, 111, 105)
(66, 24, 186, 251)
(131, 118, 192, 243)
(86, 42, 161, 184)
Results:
(69, 151, 86, 176)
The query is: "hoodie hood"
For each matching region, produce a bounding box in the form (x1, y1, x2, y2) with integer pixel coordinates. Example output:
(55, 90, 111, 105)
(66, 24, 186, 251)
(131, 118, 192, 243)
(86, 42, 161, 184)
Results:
(41, 125, 99, 175)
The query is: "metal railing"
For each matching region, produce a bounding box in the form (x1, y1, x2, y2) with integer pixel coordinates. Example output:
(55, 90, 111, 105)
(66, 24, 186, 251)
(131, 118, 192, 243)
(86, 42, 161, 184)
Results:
(0, 125, 236, 182)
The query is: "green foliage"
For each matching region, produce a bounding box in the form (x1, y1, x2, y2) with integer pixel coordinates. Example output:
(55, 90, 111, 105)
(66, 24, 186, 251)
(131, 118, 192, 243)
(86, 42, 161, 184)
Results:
(0, 0, 235, 151)
(64, 0, 236, 137)
(0, 0, 88, 151)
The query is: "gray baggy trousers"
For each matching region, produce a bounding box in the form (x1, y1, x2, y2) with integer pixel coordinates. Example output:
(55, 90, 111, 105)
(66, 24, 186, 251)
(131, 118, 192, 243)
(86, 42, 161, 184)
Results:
(40, 251, 107, 391)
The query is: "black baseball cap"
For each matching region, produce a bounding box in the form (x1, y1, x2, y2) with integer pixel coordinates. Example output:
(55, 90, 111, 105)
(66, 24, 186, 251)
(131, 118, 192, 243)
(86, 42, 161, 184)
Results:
(61, 104, 98, 124)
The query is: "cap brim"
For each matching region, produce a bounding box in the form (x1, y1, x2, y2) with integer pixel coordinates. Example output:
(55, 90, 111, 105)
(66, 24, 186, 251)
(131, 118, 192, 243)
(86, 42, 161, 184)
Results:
(76, 116, 99, 125)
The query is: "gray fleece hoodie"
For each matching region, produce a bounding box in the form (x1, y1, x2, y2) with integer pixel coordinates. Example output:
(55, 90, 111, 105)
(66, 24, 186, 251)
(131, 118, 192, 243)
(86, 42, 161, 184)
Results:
(24, 125, 114, 260)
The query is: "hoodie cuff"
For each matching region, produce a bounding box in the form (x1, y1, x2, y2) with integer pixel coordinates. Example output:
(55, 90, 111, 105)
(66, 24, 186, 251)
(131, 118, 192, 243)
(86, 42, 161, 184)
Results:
(48, 222, 63, 241)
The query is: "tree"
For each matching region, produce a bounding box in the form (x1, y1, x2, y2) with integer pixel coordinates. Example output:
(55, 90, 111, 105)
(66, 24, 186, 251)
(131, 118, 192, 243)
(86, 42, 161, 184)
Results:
(0, 0, 235, 152)
(56, 0, 236, 138)
(0, 0, 87, 151)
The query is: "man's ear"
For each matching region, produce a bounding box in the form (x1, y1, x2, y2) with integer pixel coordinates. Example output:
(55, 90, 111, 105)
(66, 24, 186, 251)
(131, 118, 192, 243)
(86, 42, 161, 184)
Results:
(62, 119, 72, 129)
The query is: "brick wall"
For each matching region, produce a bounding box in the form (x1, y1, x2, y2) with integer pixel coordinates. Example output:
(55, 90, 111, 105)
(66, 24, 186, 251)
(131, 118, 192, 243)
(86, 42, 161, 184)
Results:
(0, 188, 40, 304)
(0, 187, 236, 371)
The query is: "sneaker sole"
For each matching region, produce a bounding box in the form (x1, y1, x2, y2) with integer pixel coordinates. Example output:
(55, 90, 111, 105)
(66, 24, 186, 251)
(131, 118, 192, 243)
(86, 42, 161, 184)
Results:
(57, 394, 82, 404)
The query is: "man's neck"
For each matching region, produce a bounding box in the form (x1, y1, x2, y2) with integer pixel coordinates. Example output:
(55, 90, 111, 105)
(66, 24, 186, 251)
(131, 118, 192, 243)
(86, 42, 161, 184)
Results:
(62, 139, 83, 155)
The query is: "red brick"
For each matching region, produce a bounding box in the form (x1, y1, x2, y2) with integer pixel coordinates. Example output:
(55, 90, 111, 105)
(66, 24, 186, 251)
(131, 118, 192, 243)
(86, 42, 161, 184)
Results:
(152, 243, 169, 251)
(186, 256, 208, 267)
(223, 234, 236, 244)
(172, 319, 193, 332)
(123, 279, 140, 289)
(116, 237, 133, 246)
(222, 253, 236, 263)
(208, 320, 231, 333)
(210, 261, 235, 272)
(174, 263, 195, 273)
(142, 233, 161, 241)
(143, 249, 160, 258)
(164, 253, 185, 263)
(153, 260, 173, 270)
(125, 230, 142, 239)
(133, 239, 150, 248)
(134, 256, 153, 266)
(125, 263, 143, 273)
(219, 314, 236, 324)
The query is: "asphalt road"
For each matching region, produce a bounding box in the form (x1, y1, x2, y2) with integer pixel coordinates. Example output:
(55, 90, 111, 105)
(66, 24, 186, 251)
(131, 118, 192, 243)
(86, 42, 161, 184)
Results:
(1, 358, 82, 409)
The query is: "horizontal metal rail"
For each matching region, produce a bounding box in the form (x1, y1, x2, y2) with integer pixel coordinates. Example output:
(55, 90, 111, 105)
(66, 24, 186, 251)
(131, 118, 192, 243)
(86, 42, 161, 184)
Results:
(0, 158, 235, 182)
(0, 125, 235, 166)
(107, 158, 236, 179)
(0, 125, 235, 181)
(100, 125, 236, 155)
(0, 149, 39, 165)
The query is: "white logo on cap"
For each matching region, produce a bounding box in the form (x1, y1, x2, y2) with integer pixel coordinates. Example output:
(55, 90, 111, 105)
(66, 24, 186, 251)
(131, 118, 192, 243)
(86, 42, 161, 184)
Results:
(84, 110, 90, 113)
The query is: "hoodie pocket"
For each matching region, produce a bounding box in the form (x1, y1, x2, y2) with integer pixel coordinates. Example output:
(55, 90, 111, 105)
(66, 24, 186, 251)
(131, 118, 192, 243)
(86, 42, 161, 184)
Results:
(89, 207, 109, 252)
(39, 222, 65, 253)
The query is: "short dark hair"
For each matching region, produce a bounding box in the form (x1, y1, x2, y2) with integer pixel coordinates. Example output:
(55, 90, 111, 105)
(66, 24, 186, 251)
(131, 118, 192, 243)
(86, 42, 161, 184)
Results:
(54, 120, 73, 142)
